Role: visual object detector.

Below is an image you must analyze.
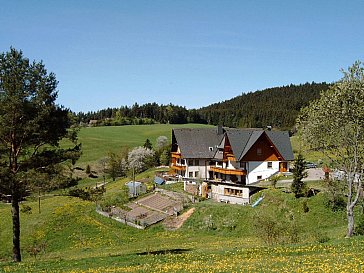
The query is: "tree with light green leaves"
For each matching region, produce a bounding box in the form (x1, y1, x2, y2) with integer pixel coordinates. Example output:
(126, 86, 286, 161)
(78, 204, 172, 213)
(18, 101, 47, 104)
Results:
(0, 48, 80, 261)
(297, 61, 364, 237)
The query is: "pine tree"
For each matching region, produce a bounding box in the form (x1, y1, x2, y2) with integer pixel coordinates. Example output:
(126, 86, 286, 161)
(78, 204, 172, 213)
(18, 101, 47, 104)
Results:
(291, 154, 307, 198)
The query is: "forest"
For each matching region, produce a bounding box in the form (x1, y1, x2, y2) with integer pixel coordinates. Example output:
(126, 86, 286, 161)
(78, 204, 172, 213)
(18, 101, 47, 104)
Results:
(75, 82, 330, 130)
(198, 82, 330, 129)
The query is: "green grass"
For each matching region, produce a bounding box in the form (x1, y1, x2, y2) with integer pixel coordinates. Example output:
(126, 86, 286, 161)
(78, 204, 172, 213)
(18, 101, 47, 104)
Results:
(63, 124, 213, 165)
(1, 177, 358, 272)
(1, 124, 361, 271)
(290, 135, 329, 165)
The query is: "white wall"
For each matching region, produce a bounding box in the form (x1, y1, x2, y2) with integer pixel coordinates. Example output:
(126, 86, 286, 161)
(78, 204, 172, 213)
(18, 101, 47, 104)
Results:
(246, 161, 280, 184)
(211, 184, 250, 204)
(184, 159, 210, 179)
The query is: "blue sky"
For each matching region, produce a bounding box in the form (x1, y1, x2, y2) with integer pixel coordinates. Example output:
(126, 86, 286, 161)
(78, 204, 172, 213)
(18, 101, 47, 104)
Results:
(1, 0, 363, 112)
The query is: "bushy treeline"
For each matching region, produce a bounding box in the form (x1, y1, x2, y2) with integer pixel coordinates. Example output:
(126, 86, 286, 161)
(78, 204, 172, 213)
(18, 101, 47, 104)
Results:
(74, 82, 329, 129)
(75, 103, 205, 126)
(198, 82, 330, 130)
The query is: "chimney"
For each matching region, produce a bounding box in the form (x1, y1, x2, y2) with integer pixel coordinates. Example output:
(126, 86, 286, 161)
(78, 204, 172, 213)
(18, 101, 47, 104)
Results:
(217, 125, 224, 135)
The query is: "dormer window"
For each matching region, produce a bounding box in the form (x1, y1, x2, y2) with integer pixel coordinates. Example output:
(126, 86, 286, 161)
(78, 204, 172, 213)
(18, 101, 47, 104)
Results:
(209, 147, 213, 151)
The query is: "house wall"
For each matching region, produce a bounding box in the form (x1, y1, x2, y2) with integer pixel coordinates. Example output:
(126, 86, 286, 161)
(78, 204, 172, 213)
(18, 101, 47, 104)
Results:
(246, 161, 280, 184)
(185, 159, 210, 179)
(211, 184, 250, 204)
(241, 134, 281, 162)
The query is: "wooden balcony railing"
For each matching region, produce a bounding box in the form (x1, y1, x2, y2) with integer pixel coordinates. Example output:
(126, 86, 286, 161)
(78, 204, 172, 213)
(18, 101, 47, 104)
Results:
(171, 152, 182, 159)
(170, 164, 186, 171)
(210, 166, 247, 176)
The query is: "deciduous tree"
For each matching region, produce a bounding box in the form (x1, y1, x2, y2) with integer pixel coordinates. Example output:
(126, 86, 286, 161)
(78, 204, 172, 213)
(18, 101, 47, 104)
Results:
(0, 48, 80, 261)
(156, 136, 168, 150)
(128, 146, 155, 173)
(297, 61, 364, 237)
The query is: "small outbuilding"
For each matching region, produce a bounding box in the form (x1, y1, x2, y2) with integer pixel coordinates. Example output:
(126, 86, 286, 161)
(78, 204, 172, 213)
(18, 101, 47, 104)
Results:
(154, 176, 165, 186)
(126, 181, 147, 197)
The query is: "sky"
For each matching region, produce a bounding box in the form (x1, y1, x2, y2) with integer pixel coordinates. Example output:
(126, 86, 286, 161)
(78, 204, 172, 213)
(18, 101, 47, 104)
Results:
(1, 0, 364, 113)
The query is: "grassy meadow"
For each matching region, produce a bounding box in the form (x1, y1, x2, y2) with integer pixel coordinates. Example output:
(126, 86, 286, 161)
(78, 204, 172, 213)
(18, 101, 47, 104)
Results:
(1, 123, 363, 272)
(65, 124, 213, 164)
(0, 177, 362, 272)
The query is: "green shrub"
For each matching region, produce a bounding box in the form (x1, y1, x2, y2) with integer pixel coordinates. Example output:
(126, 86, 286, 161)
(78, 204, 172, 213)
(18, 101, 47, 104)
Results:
(302, 199, 309, 213)
(312, 230, 330, 243)
(68, 186, 105, 201)
(354, 215, 364, 235)
(20, 204, 32, 214)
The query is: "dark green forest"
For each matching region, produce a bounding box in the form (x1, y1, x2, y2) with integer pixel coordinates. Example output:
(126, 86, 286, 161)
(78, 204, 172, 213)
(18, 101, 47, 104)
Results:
(75, 82, 330, 130)
(198, 82, 330, 129)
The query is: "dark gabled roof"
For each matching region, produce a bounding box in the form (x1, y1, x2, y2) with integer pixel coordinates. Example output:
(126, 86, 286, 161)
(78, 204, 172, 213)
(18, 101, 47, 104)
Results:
(224, 129, 262, 160)
(173, 127, 225, 159)
(265, 130, 294, 161)
(220, 129, 293, 161)
(173, 127, 294, 161)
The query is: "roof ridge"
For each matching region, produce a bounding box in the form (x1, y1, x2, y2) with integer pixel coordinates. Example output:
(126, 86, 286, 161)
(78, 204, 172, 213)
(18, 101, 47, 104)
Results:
(238, 130, 261, 160)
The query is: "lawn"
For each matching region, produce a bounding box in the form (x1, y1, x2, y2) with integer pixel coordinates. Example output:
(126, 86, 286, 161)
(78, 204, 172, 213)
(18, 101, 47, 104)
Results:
(290, 135, 329, 165)
(63, 124, 213, 165)
(1, 124, 360, 272)
(1, 174, 359, 272)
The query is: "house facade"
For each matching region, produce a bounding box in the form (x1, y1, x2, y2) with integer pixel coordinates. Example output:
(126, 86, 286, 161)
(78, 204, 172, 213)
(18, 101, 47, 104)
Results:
(171, 126, 294, 204)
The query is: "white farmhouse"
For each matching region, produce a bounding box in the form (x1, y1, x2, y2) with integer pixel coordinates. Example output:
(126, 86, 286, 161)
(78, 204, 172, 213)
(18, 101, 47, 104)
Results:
(170, 126, 294, 204)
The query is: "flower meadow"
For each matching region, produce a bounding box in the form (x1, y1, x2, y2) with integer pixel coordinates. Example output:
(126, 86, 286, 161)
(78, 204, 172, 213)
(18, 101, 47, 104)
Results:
(1, 186, 363, 272)
(2, 237, 364, 272)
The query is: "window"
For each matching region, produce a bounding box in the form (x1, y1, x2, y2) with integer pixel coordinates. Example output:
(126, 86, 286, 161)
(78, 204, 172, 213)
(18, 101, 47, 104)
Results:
(195, 171, 199, 178)
(240, 162, 246, 170)
(257, 175, 262, 180)
(181, 159, 185, 165)
(224, 188, 243, 197)
(257, 148, 262, 155)
(189, 172, 193, 178)
(188, 159, 194, 166)
(209, 147, 213, 151)
(195, 159, 199, 166)
(267, 162, 273, 169)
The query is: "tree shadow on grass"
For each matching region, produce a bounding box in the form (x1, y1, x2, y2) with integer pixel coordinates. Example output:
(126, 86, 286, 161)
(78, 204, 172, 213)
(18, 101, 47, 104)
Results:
(136, 248, 192, 256)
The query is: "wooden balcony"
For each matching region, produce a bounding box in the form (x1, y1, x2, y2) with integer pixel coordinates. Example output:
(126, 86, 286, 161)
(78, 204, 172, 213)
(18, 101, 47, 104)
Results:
(171, 164, 186, 171)
(171, 152, 182, 159)
(210, 166, 247, 176)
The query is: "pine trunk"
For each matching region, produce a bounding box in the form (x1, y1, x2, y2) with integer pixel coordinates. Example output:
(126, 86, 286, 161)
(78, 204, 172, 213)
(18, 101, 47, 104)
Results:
(11, 192, 21, 262)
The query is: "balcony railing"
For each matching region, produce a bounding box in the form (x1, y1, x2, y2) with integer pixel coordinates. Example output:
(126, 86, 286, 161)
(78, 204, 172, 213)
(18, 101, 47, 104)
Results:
(210, 166, 247, 176)
(171, 152, 182, 159)
(170, 163, 186, 171)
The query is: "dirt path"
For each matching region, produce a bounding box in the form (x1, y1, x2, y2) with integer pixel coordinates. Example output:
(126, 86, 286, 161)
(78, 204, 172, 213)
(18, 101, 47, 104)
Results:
(163, 207, 195, 230)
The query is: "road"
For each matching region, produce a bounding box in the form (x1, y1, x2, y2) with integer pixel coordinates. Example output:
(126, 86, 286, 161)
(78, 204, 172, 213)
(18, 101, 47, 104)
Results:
(279, 168, 325, 184)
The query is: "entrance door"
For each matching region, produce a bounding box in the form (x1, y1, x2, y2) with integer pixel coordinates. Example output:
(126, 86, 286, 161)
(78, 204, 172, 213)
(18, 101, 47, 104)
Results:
(280, 162, 287, 172)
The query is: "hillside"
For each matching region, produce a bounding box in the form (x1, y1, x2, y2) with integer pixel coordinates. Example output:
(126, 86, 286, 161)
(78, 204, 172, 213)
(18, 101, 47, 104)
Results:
(197, 82, 330, 129)
(1, 123, 364, 272)
(62, 124, 213, 164)
(1, 176, 362, 272)
(75, 82, 330, 130)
